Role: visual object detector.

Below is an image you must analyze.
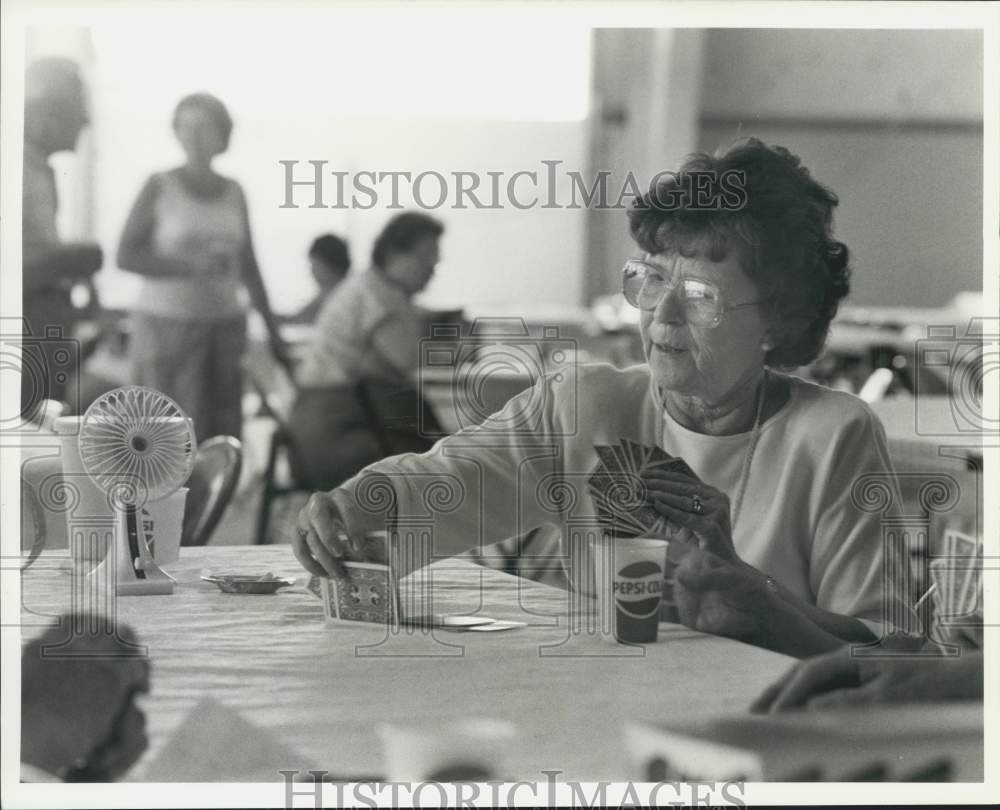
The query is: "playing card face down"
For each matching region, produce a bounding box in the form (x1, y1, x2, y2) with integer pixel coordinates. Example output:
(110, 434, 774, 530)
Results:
(320, 562, 399, 626)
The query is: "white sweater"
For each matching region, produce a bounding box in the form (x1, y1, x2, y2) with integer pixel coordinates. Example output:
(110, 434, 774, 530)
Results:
(340, 362, 905, 626)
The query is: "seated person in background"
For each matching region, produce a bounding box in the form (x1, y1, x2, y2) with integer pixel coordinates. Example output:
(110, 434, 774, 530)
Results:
(283, 233, 351, 324)
(289, 212, 444, 488)
(21, 615, 150, 782)
(294, 140, 913, 660)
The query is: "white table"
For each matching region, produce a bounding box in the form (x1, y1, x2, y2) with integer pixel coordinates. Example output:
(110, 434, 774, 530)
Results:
(19, 545, 793, 782)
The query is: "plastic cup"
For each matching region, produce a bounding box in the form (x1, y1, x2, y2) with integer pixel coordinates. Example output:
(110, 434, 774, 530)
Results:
(591, 537, 669, 644)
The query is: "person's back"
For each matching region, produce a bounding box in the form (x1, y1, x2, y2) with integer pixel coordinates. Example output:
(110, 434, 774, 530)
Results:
(296, 269, 417, 386)
(287, 212, 444, 489)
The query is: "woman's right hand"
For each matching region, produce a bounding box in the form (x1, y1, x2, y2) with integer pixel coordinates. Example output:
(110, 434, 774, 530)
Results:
(293, 488, 385, 578)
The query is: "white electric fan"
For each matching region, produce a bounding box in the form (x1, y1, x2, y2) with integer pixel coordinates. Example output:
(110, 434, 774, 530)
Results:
(78, 386, 197, 595)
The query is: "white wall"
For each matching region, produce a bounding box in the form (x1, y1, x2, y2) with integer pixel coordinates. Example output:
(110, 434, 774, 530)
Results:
(80, 13, 591, 313)
(585, 29, 705, 301)
(699, 29, 984, 308)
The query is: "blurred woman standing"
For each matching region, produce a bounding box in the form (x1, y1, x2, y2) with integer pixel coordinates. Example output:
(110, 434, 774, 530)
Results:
(118, 92, 289, 440)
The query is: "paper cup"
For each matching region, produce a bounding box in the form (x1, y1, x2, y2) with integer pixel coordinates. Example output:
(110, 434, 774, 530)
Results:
(49, 417, 116, 562)
(378, 719, 516, 782)
(591, 537, 669, 644)
(139, 488, 188, 565)
(21, 453, 66, 551)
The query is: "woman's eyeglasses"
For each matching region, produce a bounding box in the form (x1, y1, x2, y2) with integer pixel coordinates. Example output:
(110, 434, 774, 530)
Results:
(621, 258, 762, 329)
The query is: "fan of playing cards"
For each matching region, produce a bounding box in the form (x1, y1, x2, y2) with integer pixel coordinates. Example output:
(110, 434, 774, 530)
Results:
(588, 439, 697, 537)
(927, 529, 982, 623)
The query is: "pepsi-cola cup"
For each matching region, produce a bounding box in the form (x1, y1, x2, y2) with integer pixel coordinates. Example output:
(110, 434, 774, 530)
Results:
(591, 537, 669, 644)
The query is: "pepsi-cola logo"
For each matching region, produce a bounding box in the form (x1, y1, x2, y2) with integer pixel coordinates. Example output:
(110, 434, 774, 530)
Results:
(614, 559, 663, 619)
(141, 508, 155, 553)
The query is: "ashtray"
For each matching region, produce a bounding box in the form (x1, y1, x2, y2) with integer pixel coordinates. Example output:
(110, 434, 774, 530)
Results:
(201, 573, 297, 594)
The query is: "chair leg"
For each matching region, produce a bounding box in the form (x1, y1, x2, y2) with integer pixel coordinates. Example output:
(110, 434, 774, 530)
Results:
(255, 432, 280, 545)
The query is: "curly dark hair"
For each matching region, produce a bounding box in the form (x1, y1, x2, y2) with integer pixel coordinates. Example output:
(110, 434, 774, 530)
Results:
(627, 138, 851, 368)
(309, 233, 351, 272)
(371, 211, 444, 269)
(172, 92, 234, 151)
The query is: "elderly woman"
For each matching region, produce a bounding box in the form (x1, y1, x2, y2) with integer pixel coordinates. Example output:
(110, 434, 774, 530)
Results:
(286, 212, 445, 489)
(118, 92, 289, 441)
(293, 139, 906, 658)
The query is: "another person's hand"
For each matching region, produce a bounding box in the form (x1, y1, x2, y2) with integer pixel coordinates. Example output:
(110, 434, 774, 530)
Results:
(294, 482, 390, 578)
(752, 646, 985, 713)
(643, 468, 739, 563)
(35, 242, 103, 283)
(21, 617, 150, 781)
(62, 242, 104, 278)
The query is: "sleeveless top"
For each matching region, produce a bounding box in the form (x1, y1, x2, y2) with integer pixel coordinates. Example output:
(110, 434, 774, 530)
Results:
(133, 171, 249, 320)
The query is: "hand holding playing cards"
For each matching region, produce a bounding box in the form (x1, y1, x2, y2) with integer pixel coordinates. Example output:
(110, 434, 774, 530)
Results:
(751, 646, 984, 713)
(294, 488, 385, 578)
(643, 469, 740, 564)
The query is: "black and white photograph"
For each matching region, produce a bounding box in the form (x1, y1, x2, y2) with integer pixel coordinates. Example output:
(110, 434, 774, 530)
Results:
(1, 1, 997, 807)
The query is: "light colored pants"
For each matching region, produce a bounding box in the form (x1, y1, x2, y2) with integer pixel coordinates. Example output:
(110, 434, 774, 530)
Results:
(130, 313, 246, 442)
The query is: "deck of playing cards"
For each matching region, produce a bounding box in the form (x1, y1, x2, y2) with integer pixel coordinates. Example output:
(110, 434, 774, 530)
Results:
(319, 562, 400, 627)
(588, 439, 697, 537)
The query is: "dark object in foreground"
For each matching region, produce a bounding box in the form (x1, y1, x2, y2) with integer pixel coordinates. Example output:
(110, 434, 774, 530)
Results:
(21, 613, 150, 781)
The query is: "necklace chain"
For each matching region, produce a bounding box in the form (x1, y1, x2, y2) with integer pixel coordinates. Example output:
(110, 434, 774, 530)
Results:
(655, 370, 768, 533)
(730, 370, 767, 531)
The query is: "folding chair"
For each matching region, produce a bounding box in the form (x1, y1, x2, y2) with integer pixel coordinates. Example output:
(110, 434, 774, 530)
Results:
(181, 436, 243, 547)
(245, 361, 314, 545)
